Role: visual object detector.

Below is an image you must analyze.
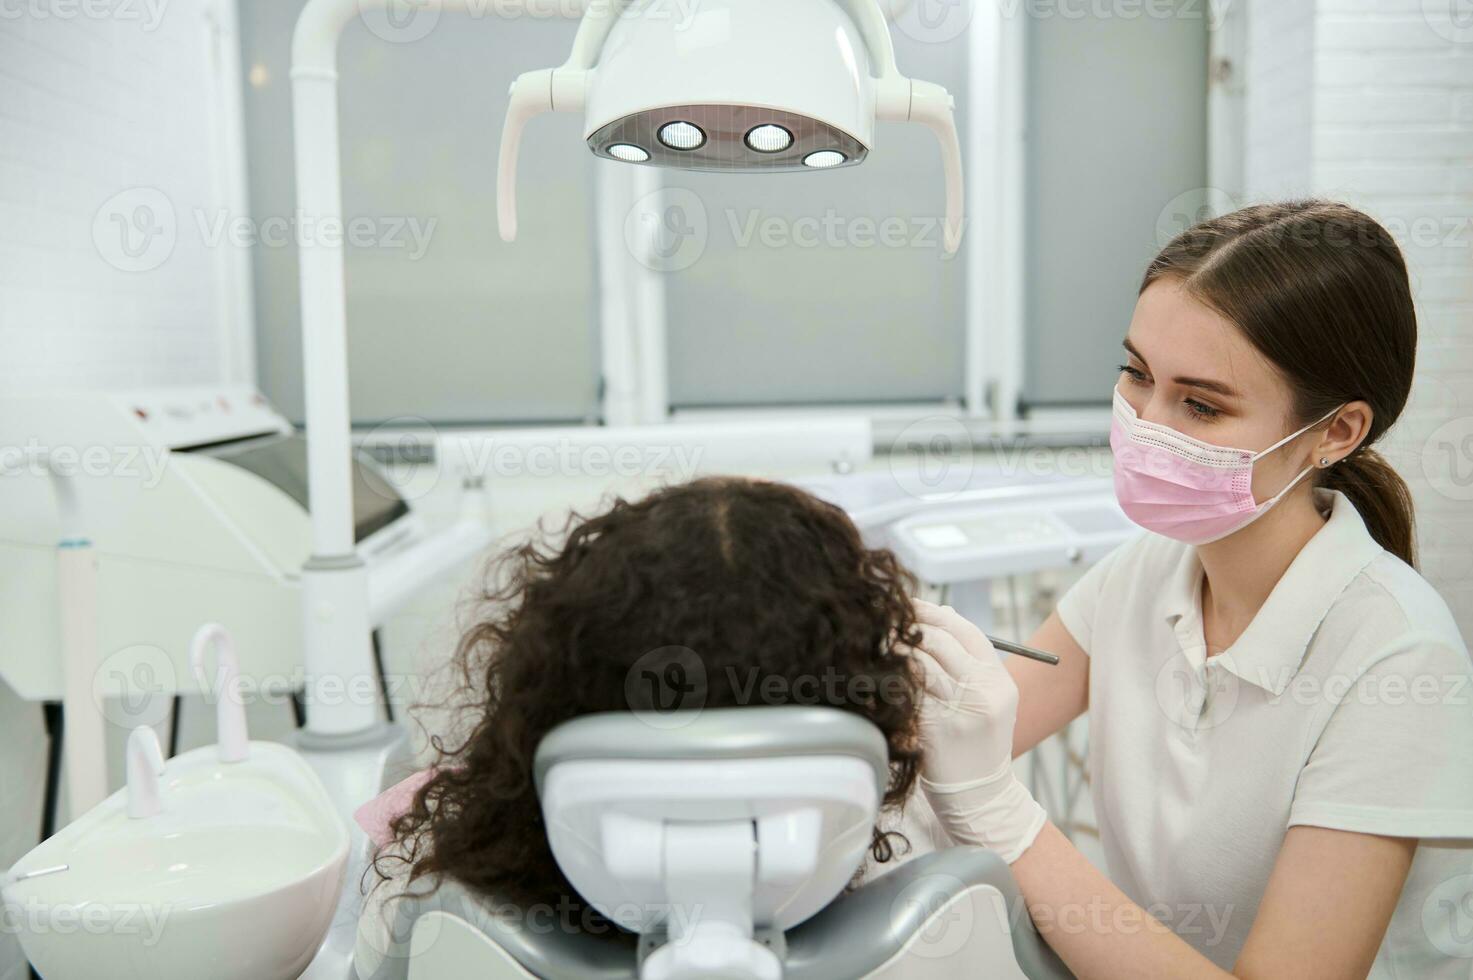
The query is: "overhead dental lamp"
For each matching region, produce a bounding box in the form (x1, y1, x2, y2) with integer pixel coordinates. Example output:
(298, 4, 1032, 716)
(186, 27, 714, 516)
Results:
(286, 0, 963, 837)
(497, 0, 965, 252)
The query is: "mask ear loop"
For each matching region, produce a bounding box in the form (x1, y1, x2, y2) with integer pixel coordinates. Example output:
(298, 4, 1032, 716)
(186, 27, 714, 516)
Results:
(1249, 406, 1345, 508)
(1249, 405, 1344, 462)
(1256, 461, 1319, 511)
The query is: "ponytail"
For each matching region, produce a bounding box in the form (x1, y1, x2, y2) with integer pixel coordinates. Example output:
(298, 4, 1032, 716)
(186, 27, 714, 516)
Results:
(1319, 448, 1417, 567)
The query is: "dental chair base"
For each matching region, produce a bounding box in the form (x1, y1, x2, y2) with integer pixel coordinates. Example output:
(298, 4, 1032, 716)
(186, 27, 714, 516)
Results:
(298, 722, 420, 980)
(358, 847, 1071, 980)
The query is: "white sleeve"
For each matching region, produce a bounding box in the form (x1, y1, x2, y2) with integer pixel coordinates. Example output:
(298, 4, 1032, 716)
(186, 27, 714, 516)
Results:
(1055, 538, 1135, 656)
(1288, 635, 1473, 839)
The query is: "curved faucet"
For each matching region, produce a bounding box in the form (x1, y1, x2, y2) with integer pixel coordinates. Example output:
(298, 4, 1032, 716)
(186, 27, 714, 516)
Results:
(190, 624, 250, 763)
(126, 727, 166, 819)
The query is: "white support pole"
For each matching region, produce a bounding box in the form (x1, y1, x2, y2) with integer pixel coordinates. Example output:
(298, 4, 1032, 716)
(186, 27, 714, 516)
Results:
(963, 0, 998, 420)
(291, 0, 362, 561)
(288, 0, 494, 736)
(634, 168, 670, 424)
(291, 0, 374, 736)
(990, 4, 1027, 424)
(596, 160, 643, 427)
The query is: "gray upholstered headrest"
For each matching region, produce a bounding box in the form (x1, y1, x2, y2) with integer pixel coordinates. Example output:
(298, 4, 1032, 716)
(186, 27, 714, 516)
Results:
(533, 706, 891, 796)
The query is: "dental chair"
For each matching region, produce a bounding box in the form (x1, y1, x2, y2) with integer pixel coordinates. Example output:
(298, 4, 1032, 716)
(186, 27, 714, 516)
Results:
(358, 708, 1073, 980)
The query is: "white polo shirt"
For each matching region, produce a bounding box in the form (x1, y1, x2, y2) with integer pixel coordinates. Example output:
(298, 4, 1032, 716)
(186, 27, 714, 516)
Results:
(1056, 490, 1473, 976)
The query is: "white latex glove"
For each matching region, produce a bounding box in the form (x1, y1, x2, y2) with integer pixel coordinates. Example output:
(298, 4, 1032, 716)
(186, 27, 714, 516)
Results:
(909, 599, 1047, 864)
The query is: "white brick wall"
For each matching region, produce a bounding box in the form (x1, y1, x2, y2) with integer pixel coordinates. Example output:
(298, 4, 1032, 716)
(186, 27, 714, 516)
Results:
(0, 0, 246, 395)
(1245, 0, 1473, 637)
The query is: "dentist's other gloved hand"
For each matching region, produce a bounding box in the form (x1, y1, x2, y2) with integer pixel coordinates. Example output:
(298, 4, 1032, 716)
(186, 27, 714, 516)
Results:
(910, 599, 1047, 864)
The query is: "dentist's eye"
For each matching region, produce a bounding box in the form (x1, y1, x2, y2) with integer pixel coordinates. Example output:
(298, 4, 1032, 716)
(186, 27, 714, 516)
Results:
(1118, 364, 1149, 386)
(1184, 398, 1221, 420)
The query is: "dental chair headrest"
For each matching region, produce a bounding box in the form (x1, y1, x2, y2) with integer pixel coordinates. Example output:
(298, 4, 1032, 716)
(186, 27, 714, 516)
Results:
(533, 705, 890, 794)
(534, 707, 890, 980)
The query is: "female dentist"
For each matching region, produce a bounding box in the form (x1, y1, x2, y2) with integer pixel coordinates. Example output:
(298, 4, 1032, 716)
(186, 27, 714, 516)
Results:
(911, 200, 1473, 978)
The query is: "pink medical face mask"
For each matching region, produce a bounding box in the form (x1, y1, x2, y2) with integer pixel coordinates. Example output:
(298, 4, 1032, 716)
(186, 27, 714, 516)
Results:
(1110, 387, 1337, 545)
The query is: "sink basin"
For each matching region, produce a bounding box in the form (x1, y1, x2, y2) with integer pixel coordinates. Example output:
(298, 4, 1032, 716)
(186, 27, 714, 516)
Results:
(7, 742, 349, 980)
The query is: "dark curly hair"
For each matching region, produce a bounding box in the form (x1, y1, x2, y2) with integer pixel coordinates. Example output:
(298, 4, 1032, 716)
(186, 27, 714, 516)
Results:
(378, 476, 924, 911)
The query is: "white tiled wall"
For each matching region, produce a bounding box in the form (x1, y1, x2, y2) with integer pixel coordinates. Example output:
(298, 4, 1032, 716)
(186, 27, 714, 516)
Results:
(1244, 0, 1473, 637)
(0, 5, 248, 978)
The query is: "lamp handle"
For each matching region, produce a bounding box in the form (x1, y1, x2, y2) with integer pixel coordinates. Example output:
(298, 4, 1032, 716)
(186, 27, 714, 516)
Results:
(913, 81, 965, 255)
(498, 70, 555, 243)
(881, 79, 965, 255)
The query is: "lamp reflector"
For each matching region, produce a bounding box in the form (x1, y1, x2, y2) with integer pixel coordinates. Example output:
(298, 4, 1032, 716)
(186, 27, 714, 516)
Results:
(745, 124, 794, 153)
(607, 143, 650, 162)
(658, 121, 706, 151)
(803, 150, 847, 169)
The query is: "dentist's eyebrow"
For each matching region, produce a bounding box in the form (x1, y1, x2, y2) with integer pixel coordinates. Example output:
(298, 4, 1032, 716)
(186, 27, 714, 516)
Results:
(1122, 338, 1240, 399)
(1175, 376, 1241, 399)
(1121, 338, 1149, 367)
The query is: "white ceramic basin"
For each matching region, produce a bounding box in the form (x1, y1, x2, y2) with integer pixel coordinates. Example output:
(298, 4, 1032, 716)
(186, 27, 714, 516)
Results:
(7, 742, 349, 980)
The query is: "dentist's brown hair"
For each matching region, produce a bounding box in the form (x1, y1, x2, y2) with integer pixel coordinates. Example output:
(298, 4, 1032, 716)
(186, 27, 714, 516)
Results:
(1142, 199, 1418, 565)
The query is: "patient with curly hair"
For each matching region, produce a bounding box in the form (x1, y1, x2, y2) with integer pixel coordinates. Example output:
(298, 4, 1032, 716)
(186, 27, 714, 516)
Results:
(353, 476, 944, 976)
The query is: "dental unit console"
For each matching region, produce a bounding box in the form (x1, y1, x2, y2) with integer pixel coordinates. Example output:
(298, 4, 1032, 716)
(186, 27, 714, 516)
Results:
(0, 386, 490, 816)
